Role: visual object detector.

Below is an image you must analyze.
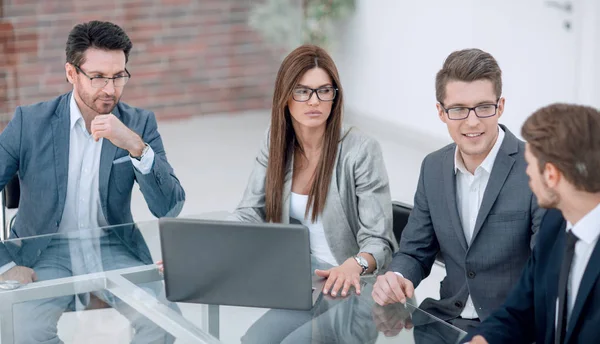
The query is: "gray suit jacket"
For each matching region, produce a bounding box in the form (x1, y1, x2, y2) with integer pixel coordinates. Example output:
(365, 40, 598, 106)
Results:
(0, 92, 185, 267)
(389, 124, 544, 321)
(233, 127, 398, 272)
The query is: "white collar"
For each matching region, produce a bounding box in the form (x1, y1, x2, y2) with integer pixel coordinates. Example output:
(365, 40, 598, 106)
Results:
(69, 92, 85, 131)
(566, 202, 600, 245)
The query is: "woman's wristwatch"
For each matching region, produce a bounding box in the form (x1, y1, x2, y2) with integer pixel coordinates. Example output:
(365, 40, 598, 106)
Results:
(353, 255, 369, 275)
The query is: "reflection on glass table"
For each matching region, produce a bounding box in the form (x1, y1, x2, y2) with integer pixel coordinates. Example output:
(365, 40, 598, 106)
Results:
(0, 220, 217, 344)
(0, 213, 465, 343)
(160, 213, 466, 344)
(162, 276, 467, 344)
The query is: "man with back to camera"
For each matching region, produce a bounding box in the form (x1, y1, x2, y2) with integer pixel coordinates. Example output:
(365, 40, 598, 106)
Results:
(465, 103, 600, 344)
(371, 49, 545, 339)
(0, 20, 185, 343)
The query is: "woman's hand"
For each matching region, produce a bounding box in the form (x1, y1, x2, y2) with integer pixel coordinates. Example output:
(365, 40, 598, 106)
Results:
(315, 257, 363, 297)
(156, 260, 164, 273)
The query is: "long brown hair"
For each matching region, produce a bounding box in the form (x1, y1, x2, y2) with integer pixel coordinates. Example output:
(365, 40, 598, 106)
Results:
(265, 44, 344, 223)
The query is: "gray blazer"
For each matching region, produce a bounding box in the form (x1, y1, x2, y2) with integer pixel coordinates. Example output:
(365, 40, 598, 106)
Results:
(389, 125, 545, 321)
(233, 127, 398, 272)
(0, 92, 185, 267)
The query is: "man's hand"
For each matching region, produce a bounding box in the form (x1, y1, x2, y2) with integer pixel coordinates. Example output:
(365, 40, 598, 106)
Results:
(315, 257, 363, 297)
(91, 114, 145, 156)
(466, 335, 489, 344)
(372, 303, 413, 337)
(0, 266, 37, 284)
(372, 271, 414, 306)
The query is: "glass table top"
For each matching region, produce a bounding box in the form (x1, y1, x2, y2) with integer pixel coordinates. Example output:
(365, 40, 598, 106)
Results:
(0, 214, 465, 343)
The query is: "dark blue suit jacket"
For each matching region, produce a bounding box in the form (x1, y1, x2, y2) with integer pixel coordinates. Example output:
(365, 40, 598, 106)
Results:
(0, 92, 186, 267)
(464, 208, 600, 343)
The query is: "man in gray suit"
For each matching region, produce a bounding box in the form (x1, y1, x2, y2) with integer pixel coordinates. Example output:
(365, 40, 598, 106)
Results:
(372, 49, 544, 334)
(0, 21, 185, 343)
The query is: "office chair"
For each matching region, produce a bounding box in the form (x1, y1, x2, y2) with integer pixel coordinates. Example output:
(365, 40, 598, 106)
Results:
(392, 201, 412, 243)
(2, 174, 20, 239)
(392, 201, 445, 267)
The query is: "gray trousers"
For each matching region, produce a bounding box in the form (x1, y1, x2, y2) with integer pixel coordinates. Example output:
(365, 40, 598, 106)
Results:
(12, 233, 177, 344)
(241, 256, 379, 344)
(241, 256, 468, 344)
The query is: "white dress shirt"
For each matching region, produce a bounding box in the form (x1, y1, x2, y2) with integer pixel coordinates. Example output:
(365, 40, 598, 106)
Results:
(290, 192, 338, 266)
(454, 126, 505, 319)
(555, 203, 600, 328)
(0, 94, 155, 275)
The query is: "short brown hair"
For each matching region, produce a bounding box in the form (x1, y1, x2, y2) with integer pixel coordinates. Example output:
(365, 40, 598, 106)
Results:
(522, 103, 600, 193)
(435, 48, 502, 103)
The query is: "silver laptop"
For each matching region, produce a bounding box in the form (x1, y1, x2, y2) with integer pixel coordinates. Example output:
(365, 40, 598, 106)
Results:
(159, 217, 323, 310)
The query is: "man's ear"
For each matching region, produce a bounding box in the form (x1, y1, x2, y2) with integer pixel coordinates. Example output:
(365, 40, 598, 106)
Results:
(436, 103, 447, 124)
(544, 162, 561, 188)
(65, 63, 76, 84)
(496, 97, 505, 119)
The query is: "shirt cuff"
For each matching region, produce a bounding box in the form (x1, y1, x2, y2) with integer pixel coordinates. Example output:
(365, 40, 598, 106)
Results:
(0, 261, 16, 275)
(130, 144, 155, 175)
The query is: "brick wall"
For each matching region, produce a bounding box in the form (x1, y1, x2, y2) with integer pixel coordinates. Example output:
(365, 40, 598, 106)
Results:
(0, 0, 282, 125)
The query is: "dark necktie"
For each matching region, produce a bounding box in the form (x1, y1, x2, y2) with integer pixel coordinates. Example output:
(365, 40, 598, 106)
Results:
(555, 230, 579, 344)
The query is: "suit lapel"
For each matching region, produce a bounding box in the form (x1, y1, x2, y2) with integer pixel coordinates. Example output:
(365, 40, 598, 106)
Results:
(565, 238, 600, 343)
(285, 139, 349, 264)
(470, 126, 517, 245)
(321, 142, 352, 264)
(443, 148, 468, 251)
(50, 94, 71, 218)
(470, 153, 514, 243)
(98, 106, 120, 219)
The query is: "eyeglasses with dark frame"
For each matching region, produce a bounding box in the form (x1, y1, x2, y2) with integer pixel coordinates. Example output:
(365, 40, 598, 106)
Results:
(72, 64, 131, 88)
(439, 99, 500, 120)
(292, 86, 338, 102)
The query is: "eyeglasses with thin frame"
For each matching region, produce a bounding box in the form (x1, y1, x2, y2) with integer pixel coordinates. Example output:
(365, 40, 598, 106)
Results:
(439, 99, 500, 120)
(292, 86, 338, 102)
(72, 64, 131, 88)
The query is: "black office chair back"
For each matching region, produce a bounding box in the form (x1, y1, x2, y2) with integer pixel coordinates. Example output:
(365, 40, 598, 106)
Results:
(392, 201, 412, 244)
(2, 175, 20, 239)
(3, 175, 20, 209)
(392, 200, 445, 266)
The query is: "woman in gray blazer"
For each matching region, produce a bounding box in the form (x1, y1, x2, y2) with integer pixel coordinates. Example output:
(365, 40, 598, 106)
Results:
(233, 44, 397, 299)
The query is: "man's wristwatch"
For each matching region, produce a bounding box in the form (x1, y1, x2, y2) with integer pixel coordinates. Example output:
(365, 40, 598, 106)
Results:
(130, 143, 149, 161)
(353, 255, 369, 275)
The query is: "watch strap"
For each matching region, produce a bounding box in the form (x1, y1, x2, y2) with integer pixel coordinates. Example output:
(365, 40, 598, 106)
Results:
(131, 143, 149, 161)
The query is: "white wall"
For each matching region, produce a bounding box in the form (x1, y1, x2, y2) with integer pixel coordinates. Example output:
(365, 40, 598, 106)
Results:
(334, 0, 473, 144)
(333, 0, 597, 143)
(577, 0, 600, 108)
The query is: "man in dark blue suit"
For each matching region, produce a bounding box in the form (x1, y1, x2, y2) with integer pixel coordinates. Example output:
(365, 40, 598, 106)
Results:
(465, 103, 600, 344)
